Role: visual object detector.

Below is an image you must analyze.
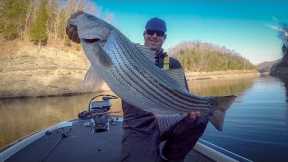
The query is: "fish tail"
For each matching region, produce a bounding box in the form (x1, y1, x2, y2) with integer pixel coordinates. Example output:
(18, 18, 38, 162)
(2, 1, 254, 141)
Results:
(209, 95, 237, 131)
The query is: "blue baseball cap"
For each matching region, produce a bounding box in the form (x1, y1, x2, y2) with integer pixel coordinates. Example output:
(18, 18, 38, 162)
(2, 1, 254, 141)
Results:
(145, 17, 167, 32)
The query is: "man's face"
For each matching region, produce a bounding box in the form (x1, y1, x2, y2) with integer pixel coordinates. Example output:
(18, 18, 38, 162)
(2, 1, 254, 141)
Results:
(144, 30, 166, 51)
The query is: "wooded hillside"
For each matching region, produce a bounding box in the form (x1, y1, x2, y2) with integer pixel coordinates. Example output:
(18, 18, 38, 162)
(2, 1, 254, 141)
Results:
(170, 41, 255, 72)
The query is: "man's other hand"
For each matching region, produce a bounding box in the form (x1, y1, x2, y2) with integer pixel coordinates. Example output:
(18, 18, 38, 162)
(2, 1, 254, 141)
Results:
(187, 111, 201, 120)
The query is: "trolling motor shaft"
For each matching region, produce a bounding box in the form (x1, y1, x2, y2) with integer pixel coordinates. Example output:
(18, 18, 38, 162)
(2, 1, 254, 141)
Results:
(78, 94, 118, 132)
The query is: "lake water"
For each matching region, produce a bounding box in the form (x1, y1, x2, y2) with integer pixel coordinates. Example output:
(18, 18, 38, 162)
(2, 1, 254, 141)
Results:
(0, 76, 287, 162)
(202, 76, 288, 162)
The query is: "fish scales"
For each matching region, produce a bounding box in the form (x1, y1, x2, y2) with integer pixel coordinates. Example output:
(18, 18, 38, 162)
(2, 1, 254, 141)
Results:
(112, 45, 168, 110)
(109, 31, 212, 110)
(102, 30, 212, 114)
(109, 33, 183, 112)
(104, 35, 167, 112)
(107, 31, 199, 109)
(114, 31, 211, 106)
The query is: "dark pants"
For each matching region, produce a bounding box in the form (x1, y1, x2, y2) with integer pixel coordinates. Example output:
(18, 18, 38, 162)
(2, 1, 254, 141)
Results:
(160, 116, 208, 161)
(121, 102, 208, 162)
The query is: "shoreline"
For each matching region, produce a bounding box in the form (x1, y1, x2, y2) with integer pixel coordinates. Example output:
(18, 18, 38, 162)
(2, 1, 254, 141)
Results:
(186, 70, 259, 80)
(0, 70, 259, 99)
(0, 41, 260, 99)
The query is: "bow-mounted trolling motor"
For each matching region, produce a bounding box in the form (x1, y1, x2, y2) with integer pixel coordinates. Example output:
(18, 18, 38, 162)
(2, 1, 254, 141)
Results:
(78, 94, 119, 133)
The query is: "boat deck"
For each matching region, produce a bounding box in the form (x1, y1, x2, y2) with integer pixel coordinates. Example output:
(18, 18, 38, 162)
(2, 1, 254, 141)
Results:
(3, 119, 213, 162)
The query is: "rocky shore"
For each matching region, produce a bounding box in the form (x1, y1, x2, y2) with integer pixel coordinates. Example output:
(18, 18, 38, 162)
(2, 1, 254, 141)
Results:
(186, 70, 259, 81)
(0, 42, 109, 98)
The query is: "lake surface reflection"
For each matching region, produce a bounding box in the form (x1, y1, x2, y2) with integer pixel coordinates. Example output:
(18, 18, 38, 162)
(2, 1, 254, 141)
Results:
(0, 93, 122, 149)
(202, 76, 288, 162)
(2, 76, 287, 162)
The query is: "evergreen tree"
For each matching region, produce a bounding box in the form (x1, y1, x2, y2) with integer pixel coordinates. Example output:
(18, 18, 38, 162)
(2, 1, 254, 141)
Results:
(0, 0, 30, 40)
(29, 0, 49, 45)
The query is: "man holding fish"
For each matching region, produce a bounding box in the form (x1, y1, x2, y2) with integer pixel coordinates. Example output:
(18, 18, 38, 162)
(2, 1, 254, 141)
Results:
(66, 12, 236, 162)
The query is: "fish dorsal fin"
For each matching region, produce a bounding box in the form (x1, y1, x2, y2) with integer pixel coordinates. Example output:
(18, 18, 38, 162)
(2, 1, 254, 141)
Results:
(134, 43, 156, 63)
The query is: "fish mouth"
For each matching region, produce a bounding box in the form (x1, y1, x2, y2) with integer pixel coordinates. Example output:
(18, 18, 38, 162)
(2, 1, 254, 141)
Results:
(83, 38, 100, 43)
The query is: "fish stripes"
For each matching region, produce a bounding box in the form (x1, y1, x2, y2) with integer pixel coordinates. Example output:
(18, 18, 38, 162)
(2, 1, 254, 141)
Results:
(105, 31, 212, 114)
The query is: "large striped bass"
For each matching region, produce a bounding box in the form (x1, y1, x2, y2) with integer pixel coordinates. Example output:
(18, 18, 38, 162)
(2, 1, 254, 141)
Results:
(69, 13, 236, 131)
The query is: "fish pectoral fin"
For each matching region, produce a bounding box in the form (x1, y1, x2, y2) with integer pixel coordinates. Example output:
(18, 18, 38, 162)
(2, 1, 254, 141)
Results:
(209, 95, 237, 131)
(87, 41, 113, 67)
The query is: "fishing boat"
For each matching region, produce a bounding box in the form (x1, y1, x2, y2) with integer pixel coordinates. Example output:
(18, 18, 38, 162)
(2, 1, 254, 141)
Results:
(0, 95, 252, 162)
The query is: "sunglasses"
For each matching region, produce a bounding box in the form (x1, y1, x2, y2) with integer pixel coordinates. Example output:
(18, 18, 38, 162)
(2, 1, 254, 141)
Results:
(145, 30, 165, 37)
